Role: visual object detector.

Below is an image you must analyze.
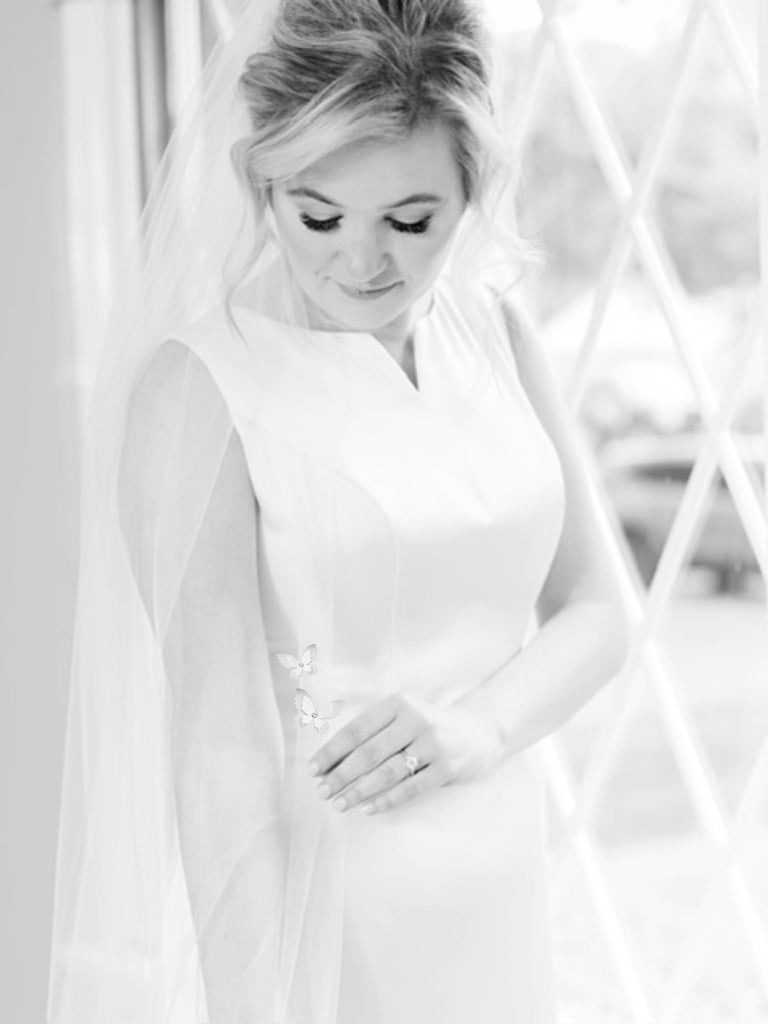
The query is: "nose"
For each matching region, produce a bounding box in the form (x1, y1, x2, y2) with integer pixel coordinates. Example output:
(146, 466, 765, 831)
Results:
(342, 231, 390, 285)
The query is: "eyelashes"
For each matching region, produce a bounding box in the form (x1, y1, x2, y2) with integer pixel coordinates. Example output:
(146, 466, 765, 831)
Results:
(299, 213, 433, 236)
(299, 214, 339, 233)
(390, 216, 433, 235)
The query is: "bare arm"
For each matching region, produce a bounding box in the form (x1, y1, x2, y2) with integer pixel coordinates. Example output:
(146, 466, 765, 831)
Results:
(452, 303, 630, 754)
(119, 340, 283, 1020)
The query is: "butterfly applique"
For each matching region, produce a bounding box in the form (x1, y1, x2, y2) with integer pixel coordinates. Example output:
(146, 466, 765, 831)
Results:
(293, 688, 346, 734)
(276, 643, 346, 733)
(276, 643, 318, 681)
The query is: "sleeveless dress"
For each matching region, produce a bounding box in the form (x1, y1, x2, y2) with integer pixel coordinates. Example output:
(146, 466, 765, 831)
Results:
(175, 270, 565, 1024)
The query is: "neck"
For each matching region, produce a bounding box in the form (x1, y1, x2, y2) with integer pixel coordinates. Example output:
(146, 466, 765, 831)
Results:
(371, 287, 435, 352)
(370, 309, 416, 353)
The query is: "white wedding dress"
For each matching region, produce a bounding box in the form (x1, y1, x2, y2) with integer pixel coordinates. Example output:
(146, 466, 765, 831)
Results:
(174, 262, 565, 1024)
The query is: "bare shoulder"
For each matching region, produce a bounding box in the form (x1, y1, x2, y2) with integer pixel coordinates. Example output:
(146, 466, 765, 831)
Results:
(497, 298, 567, 420)
(120, 340, 224, 507)
(497, 296, 620, 615)
(496, 295, 584, 480)
(119, 340, 256, 604)
(125, 338, 219, 428)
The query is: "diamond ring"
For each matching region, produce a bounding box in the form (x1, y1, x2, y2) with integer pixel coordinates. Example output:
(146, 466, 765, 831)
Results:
(401, 750, 421, 776)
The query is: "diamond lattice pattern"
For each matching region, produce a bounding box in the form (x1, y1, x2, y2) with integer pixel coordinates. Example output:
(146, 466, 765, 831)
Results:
(492, 1, 767, 1021)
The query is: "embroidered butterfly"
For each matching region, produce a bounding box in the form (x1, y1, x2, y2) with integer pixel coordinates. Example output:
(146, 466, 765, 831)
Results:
(276, 643, 318, 681)
(293, 688, 346, 734)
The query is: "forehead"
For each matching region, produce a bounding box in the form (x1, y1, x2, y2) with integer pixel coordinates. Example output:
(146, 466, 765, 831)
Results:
(286, 121, 463, 209)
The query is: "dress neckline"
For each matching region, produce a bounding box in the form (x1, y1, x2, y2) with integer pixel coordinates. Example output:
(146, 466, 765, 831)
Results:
(231, 266, 444, 400)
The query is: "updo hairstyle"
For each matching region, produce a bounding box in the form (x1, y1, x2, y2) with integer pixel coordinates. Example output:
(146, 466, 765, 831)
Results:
(229, 0, 532, 284)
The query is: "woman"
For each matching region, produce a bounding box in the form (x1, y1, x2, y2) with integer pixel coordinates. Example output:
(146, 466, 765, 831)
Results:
(48, 0, 629, 1021)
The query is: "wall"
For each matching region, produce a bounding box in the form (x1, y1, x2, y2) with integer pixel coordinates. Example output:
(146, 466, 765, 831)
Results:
(0, 0, 78, 1019)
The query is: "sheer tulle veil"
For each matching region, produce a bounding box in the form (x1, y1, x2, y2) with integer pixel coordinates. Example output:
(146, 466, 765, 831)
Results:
(46, 1, 528, 1020)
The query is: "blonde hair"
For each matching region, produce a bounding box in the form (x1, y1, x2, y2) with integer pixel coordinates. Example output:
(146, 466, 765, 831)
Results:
(227, 0, 536, 299)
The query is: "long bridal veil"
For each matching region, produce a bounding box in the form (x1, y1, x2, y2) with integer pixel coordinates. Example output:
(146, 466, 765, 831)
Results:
(46, 1, 526, 1019)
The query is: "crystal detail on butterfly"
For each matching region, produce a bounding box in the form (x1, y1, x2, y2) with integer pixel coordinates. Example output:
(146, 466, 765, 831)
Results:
(276, 643, 318, 680)
(275, 643, 347, 734)
(292, 688, 346, 734)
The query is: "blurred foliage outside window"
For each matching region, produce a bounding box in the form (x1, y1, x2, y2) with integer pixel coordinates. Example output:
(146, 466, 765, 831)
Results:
(500, 1, 760, 452)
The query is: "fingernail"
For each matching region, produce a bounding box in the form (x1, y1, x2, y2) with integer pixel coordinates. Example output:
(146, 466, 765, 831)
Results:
(308, 760, 320, 777)
(359, 802, 374, 815)
(316, 782, 331, 799)
(333, 797, 347, 812)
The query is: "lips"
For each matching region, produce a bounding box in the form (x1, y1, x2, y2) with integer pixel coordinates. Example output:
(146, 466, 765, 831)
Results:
(336, 280, 401, 300)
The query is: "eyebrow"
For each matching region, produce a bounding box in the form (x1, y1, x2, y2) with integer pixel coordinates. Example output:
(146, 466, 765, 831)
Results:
(286, 187, 444, 210)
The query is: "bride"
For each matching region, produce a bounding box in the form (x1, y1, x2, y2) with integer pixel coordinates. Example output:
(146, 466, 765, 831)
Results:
(48, 1, 629, 1021)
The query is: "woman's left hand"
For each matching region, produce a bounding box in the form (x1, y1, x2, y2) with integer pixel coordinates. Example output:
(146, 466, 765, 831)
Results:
(308, 694, 503, 815)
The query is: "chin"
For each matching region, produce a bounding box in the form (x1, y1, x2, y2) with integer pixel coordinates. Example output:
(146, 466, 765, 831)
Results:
(314, 290, 411, 333)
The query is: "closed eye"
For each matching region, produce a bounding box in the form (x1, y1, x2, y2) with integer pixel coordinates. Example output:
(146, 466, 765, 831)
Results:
(389, 215, 432, 235)
(300, 213, 342, 232)
(299, 213, 433, 235)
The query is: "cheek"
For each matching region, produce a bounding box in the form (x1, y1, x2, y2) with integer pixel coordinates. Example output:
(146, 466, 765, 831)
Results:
(396, 234, 452, 279)
(280, 221, 330, 273)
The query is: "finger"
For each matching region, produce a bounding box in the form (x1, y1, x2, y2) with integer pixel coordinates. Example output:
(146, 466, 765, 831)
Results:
(358, 762, 442, 816)
(319, 721, 416, 802)
(310, 696, 399, 776)
(334, 744, 430, 811)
